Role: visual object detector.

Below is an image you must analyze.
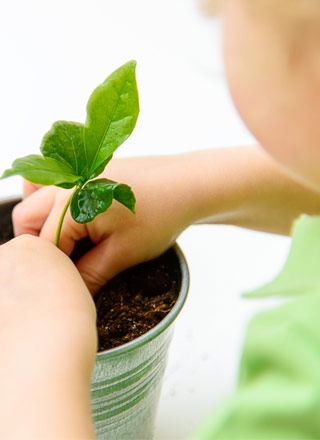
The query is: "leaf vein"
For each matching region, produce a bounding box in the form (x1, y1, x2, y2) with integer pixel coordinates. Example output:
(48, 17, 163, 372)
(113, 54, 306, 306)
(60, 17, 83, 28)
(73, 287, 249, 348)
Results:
(60, 124, 79, 174)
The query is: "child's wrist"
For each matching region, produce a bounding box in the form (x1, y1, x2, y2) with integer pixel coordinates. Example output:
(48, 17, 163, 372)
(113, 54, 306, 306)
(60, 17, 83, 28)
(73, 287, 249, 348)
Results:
(1, 314, 97, 377)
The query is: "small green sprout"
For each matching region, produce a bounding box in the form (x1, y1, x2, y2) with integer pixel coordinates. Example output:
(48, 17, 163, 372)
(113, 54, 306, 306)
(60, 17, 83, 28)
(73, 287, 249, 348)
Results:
(1, 61, 139, 247)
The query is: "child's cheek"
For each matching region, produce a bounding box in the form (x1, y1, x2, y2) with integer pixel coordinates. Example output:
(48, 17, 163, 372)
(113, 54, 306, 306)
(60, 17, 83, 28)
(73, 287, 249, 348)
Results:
(226, 45, 320, 192)
(223, 0, 320, 192)
(223, 0, 287, 133)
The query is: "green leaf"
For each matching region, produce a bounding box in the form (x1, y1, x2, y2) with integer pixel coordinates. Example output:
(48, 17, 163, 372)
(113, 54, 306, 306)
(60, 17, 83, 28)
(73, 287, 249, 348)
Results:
(1, 154, 81, 186)
(85, 60, 139, 176)
(56, 182, 78, 189)
(113, 182, 136, 213)
(87, 155, 113, 180)
(70, 182, 113, 224)
(86, 178, 135, 212)
(40, 121, 87, 177)
(70, 178, 135, 223)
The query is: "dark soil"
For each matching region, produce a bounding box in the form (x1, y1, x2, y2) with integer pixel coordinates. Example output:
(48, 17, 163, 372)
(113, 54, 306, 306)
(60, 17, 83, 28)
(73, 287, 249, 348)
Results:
(0, 199, 181, 352)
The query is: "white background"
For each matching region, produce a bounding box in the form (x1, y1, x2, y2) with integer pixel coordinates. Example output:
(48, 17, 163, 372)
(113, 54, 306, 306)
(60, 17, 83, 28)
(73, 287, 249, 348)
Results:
(0, 1, 291, 439)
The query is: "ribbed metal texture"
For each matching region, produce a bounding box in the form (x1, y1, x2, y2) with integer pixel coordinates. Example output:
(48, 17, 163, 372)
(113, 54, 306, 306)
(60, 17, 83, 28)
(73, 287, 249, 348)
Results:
(91, 328, 173, 439)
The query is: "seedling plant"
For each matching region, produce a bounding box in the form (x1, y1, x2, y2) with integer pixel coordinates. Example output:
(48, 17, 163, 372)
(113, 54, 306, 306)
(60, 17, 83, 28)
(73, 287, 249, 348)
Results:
(1, 61, 139, 246)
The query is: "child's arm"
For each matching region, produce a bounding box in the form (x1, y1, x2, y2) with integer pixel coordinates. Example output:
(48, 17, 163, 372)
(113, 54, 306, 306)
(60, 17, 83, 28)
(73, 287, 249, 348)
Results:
(187, 146, 320, 234)
(12, 146, 320, 294)
(0, 235, 97, 439)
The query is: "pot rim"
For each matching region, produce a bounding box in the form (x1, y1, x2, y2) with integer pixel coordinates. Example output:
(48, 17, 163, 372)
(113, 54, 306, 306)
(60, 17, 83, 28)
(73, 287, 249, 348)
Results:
(0, 196, 190, 357)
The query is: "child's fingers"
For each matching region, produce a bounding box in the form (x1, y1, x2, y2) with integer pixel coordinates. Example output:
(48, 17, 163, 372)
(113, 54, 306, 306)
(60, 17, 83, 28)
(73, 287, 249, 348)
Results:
(76, 237, 139, 295)
(12, 186, 56, 236)
(23, 180, 43, 199)
(40, 200, 87, 255)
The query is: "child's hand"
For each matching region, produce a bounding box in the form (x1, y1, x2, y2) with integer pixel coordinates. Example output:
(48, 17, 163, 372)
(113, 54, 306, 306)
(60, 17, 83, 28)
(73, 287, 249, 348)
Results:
(13, 156, 197, 294)
(14, 148, 320, 297)
(0, 235, 97, 439)
(0, 234, 97, 364)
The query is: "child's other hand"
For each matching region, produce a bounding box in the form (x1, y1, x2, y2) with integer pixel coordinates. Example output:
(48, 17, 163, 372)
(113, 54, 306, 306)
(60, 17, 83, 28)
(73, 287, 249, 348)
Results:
(0, 235, 97, 438)
(13, 156, 196, 295)
(0, 235, 97, 366)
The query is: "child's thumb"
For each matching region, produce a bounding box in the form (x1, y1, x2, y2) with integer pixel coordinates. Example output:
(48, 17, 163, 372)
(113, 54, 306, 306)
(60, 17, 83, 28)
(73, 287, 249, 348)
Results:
(75, 238, 136, 295)
(40, 201, 87, 255)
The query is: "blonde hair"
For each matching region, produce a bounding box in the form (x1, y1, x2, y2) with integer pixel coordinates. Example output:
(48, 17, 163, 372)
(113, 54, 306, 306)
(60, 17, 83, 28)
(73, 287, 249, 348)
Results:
(203, 0, 320, 67)
(202, 0, 320, 27)
(250, 0, 320, 19)
(201, 0, 223, 16)
(252, 1, 320, 67)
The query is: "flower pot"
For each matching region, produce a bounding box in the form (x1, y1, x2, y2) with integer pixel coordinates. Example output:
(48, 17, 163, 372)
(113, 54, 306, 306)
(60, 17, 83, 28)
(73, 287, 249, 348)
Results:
(0, 197, 190, 440)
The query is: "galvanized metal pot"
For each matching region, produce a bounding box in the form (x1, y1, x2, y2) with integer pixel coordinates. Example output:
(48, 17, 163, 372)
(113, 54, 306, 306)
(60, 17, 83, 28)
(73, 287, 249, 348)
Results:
(92, 243, 189, 439)
(0, 197, 189, 440)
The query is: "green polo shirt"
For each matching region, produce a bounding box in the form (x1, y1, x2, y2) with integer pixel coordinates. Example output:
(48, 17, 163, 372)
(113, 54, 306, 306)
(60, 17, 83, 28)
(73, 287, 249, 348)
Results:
(193, 214, 320, 440)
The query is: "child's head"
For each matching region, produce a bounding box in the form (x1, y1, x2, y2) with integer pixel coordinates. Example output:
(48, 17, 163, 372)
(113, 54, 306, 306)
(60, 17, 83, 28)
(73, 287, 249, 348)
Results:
(207, 0, 320, 192)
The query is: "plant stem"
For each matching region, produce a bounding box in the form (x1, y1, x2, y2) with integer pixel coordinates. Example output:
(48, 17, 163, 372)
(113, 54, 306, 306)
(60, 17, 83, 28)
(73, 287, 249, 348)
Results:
(54, 188, 78, 248)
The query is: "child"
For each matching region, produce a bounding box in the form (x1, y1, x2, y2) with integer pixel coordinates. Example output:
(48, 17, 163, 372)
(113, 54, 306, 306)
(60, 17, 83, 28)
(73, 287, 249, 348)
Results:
(7, 0, 320, 437)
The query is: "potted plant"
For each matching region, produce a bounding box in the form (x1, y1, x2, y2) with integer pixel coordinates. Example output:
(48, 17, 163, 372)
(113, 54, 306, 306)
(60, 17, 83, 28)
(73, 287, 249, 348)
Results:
(0, 61, 189, 439)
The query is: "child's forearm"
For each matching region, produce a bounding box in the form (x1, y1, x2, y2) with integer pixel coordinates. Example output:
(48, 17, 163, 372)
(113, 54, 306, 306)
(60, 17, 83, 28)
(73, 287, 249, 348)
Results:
(12, 147, 320, 294)
(0, 318, 96, 440)
(0, 236, 98, 439)
(176, 147, 320, 235)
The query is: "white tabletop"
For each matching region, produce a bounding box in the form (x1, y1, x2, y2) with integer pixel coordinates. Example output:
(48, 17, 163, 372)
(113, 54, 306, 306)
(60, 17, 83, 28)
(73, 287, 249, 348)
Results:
(0, 1, 291, 438)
